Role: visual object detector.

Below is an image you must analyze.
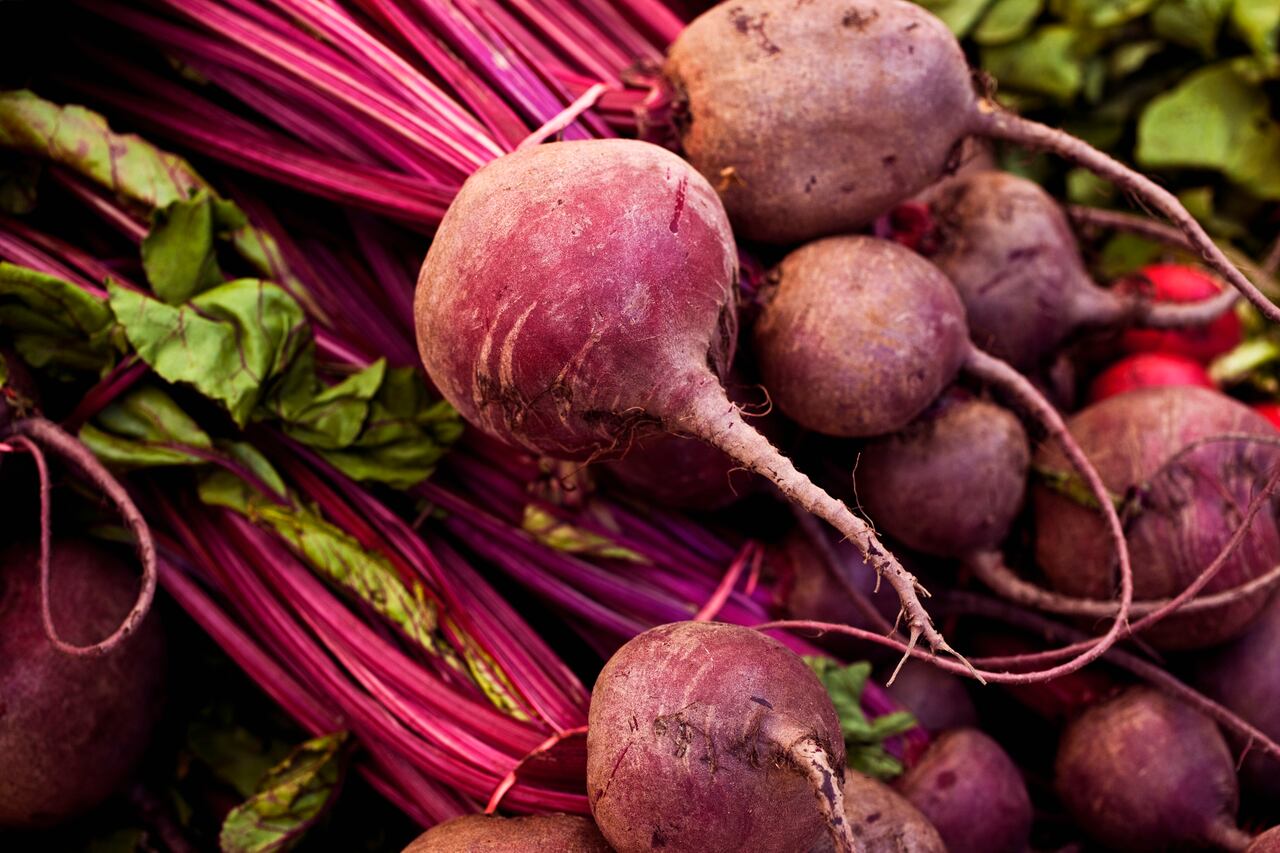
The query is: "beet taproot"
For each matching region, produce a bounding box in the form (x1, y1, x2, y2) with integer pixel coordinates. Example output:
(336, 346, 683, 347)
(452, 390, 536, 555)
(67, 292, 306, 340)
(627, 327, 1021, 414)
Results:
(416, 139, 946, 658)
(0, 538, 165, 828)
(401, 814, 611, 852)
(586, 621, 855, 853)
(1033, 386, 1280, 649)
(1056, 687, 1252, 852)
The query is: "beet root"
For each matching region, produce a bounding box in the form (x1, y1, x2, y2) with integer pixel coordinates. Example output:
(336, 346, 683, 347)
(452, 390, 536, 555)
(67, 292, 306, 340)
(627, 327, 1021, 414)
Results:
(896, 728, 1032, 853)
(401, 814, 611, 852)
(665, 0, 1277, 324)
(1190, 595, 1280, 802)
(1249, 828, 1280, 853)
(416, 138, 951, 664)
(0, 538, 165, 827)
(881, 663, 979, 735)
(856, 396, 1029, 557)
(1056, 687, 1251, 852)
(1033, 386, 1280, 649)
(586, 621, 854, 853)
(753, 235, 969, 438)
(810, 771, 945, 853)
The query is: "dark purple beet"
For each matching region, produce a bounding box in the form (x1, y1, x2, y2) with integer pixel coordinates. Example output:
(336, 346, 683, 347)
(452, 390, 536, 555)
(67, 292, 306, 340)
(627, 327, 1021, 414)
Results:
(856, 396, 1029, 557)
(753, 236, 969, 438)
(402, 814, 611, 852)
(1189, 595, 1280, 802)
(773, 527, 883, 631)
(896, 728, 1031, 853)
(0, 538, 165, 827)
(1033, 386, 1280, 649)
(881, 663, 979, 735)
(1249, 827, 1280, 853)
(599, 430, 756, 510)
(586, 621, 854, 853)
(1055, 687, 1251, 852)
(810, 771, 946, 853)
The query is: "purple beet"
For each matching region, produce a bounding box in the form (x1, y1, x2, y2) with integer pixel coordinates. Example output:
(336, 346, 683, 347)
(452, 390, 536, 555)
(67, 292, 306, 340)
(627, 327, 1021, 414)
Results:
(921, 171, 1235, 370)
(0, 538, 165, 827)
(896, 728, 1032, 853)
(881, 663, 979, 735)
(402, 814, 611, 852)
(773, 526, 885, 632)
(663, 0, 1276, 326)
(1189, 595, 1280, 802)
(810, 771, 946, 853)
(855, 395, 1030, 557)
(586, 621, 855, 853)
(1055, 687, 1251, 852)
(1033, 386, 1280, 649)
(1249, 828, 1280, 853)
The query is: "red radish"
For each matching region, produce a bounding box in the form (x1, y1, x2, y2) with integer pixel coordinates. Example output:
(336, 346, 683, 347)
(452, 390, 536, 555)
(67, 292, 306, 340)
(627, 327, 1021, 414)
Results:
(917, 172, 1237, 370)
(896, 729, 1032, 853)
(663, 0, 1278, 327)
(1087, 352, 1214, 402)
(1120, 264, 1242, 361)
(810, 772, 946, 853)
(402, 814, 610, 852)
(1253, 403, 1280, 431)
(415, 139, 947, 657)
(586, 621, 855, 853)
(0, 538, 165, 827)
(1056, 687, 1252, 852)
(1033, 386, 1280, 649)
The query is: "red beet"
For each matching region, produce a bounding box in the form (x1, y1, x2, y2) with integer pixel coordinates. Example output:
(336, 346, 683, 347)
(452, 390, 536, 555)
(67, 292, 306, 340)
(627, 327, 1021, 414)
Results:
(402, 814, 611, 852)
(1249, 828, 1280, 853)
(416, 139, 944, 658)
(586, 621, 854, 853)
(1087, 352, 1215, 403)
(663, 0, 1277, 329)
(1120, 264, 1242, 362)
(881, 664, 979, 735)
(1056, 687, 1251, 852)
(1033, 386, 1280, 648)
(0, 538, 165, 827)
(856, 396, 1030, 557)
(896, 729, 1032, 853)
(1254, 403, 1280, 432)
(1189, 595, 1280, 803)
(810, 772, 946, 853)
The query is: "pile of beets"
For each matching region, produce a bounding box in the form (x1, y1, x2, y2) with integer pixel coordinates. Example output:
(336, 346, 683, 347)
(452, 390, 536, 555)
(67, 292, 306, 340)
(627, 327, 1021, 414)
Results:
(5, 0, 1280, 851)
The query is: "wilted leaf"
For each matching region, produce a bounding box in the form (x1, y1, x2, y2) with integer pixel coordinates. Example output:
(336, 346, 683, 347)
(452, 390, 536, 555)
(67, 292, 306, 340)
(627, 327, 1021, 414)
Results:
(189, 719, 291, 799)
(915, 0, 998, 36)
(142, 190, 248, 304)
(1050, 0, 1158, 26)
(219, 732, 350, 853)
(0, 262, 122, 375)
(1230, 0, 1280, 59)
(974, 0, 1044, 44)
(521, 505, 647, 563)
(0, 155, 39, 214)
(1108, 40, 1166, 77)
(1137, 63, 1280, 199)
(984, 26, 1088, 102)
(109, 279, 308, 426)
(1151, 0, 1231, 57)
(265, 354, 385, 451)
(79, 385, 213, 468)
(805, 658, 918, 780)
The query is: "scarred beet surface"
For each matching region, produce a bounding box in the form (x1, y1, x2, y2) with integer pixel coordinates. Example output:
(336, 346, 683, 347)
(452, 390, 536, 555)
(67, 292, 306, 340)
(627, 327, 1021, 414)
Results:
(401, 814, 611, 852)
(586, 621, 848, 853)
(0, 538, 165, 827)
(810, 772, 946, 853)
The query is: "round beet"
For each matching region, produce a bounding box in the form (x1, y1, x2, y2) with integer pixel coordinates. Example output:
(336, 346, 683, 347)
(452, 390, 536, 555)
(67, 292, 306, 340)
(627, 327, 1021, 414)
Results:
(856, 397, 1029, 557)
(810, 772, 945, 853)
(664, 0, 1276, 325)
(1056, 687, 1251, 852)
(1189, 596, 1280, 802)
(882, 664, 979, 735)
(1087, 352, 1215, 403)
(402, 814, 611, 852)
(416, 139, 947, 658)
(896, 728, 1031, 853)
(1249, 828, 1280, 853)
(1120, 264, 1242, 362)
(1033, 386, 1280, 649)
(753, 236, 968, 438)
(774, 527, 882, 632)
(587, 621, 854, 853)
(0, 538, 165, 827)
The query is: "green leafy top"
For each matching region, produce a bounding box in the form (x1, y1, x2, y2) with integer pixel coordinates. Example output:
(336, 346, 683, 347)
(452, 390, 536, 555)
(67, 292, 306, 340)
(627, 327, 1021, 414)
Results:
(805, 658, 919, 780)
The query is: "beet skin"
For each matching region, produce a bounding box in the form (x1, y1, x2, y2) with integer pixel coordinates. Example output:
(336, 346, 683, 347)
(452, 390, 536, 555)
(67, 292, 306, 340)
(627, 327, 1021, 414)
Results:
(401, 814, 611, 852)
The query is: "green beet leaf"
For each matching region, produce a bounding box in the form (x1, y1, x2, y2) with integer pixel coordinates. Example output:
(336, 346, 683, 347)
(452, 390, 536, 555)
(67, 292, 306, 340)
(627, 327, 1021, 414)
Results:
(805, 658, 918, 780)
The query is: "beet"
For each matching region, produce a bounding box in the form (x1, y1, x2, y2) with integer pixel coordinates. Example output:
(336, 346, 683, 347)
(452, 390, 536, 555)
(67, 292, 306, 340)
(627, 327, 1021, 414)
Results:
(1056, 687, 1252, 852)
(586, 621, 854, 852)
(896, 728, 1032, 853)
(856, 396, 1029, 557)
(881, 663, 979, 735)
(402, 814, 611, 852)
(1189, 596, 1280, 803)
(1120, 264, 1242, 362)
(753, 235, 968, 438)
(0, 538, 165, 827)
(1249, 828, 1280, 853)
(810, 771, 945, 853)
(922, 171, 1237, 370)
(416, 139, 945, 656)
(664, 0, 1276, 323)
(1033, 386, 1280, 649)
(1087, 352, 1215, 403)
(773, 526, 883, 634)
